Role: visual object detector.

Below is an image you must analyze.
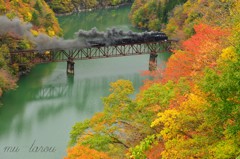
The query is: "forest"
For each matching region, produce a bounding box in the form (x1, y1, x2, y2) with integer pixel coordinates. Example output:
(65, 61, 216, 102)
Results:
(47, 0, 133, 14)
(0, 0, 239, 158)
(129, 0, 187, 31)
(0, 0, 61, 96)
(0, 0, 132, 96)
(64, 0, 240, 158)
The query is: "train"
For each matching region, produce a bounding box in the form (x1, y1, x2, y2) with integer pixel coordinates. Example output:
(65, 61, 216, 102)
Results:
(86, 32, 168, 47)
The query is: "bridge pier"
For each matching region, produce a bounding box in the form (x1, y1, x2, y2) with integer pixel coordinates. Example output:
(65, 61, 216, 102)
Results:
(67, 57, 75, 74)
(149, 52, 158, 71)
(10, 40, 177, 74)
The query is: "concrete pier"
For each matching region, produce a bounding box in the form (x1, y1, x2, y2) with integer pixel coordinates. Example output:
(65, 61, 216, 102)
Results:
(67, 57, 75, 74)
(149, 52, 158, 71)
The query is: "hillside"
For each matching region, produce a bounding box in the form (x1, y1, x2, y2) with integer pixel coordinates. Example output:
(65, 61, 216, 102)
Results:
(0, 0, 62, 96)
(46, 0, 133, 14)
(65, 0, 240, 158)
(0, 0, 61, 35)
(129, 0, 187, 31)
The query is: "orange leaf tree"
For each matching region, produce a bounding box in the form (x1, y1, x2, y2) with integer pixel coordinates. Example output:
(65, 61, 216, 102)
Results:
(163, 23, 229, 82)
(64, 145, 111, 159)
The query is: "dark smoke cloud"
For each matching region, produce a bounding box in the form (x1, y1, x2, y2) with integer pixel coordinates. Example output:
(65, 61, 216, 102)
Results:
(0, 16, 85, 50)
(77, 27, 153, 45)
(0, 16, 155, 50)
(0, 16, 33, 39)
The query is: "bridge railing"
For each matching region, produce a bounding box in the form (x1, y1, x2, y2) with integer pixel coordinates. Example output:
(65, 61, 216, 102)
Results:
(10, 39, 177, 73)
(10, 40, 174, 64)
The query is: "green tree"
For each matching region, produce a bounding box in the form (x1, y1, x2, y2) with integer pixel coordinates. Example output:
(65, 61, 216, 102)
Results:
(34, 0, 43, 15)
(31, 11, 40, 26)
(129, 0, 187, 31)
(69, 80, 142, 158)
(0, 44, 10, 69)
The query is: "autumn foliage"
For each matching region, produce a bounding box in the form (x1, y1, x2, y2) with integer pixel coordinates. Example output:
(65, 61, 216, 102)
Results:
(129, 0, 187, 30)
(65, 145, 111, 159)
(66, 0, 240, 158)
(139, 1, 239, 158)
(0, 0, 62, 36)
(0, 0, 63, 96)
(163, 24, 229, 82)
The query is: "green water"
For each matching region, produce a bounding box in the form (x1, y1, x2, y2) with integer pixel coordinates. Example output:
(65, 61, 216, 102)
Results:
(0, 5, 171, 159)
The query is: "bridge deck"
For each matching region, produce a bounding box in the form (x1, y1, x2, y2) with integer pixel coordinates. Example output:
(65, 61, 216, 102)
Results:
(10, 40, 176, 65)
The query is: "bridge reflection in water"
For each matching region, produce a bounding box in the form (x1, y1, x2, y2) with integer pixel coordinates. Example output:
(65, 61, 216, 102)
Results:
(10, 40, 175, 74)
(31, 74, 143, 101)
(34, 76, 74, 100)
(0, 72, 145, 149)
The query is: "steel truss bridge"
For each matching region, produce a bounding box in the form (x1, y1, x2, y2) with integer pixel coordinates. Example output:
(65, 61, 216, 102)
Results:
(10, 40, 176, 73)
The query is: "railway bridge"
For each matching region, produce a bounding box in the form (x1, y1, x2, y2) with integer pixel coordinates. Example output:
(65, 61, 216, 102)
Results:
(10, 34, 176, 74)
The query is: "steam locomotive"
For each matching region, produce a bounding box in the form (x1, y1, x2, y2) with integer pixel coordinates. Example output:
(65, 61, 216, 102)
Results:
(86, 32, 168, 47)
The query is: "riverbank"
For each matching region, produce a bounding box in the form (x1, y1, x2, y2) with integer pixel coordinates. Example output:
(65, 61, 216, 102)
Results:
(0, 5, 157, 159)
(0, 0, 62, 98)
(55, 2, 132, 16)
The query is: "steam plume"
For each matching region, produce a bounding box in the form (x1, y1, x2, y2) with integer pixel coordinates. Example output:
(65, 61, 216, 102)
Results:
(0, 16, 85, 50)
(77, 27, 153, 45)
(0, 16, 155, 50)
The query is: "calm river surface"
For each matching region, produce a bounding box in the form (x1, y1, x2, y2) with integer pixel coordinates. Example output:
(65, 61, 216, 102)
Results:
(0, 5, 170, 159)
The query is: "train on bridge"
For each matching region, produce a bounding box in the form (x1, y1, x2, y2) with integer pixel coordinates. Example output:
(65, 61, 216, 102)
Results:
(10, 31, 173, 74)
(86, 32, 168, 47)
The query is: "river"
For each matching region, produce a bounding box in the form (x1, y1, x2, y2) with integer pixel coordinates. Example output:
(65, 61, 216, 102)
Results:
(0, 5, 171, 159)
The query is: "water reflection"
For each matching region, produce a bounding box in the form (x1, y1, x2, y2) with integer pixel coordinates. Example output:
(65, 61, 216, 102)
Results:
(0, 63, 145, 159)
(0, 53, 168, 142)
(0, 4, 171, 159)
(33, 73, 143, 108)
(2, 73, 143, 127)
(58, 5, 138, 39)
